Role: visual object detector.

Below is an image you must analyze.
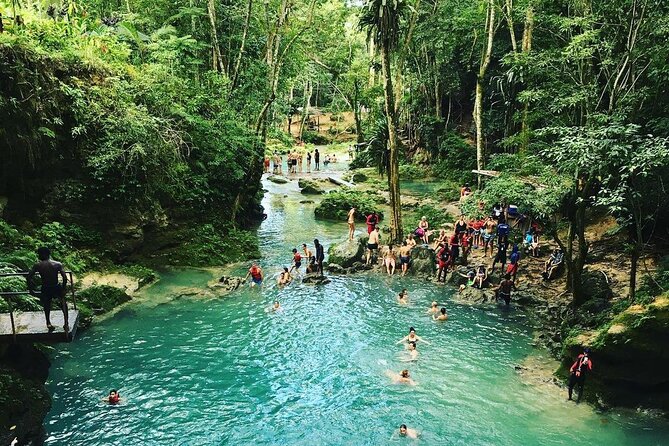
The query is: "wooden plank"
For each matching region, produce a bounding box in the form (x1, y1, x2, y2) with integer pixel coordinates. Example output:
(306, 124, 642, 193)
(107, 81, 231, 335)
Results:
(0, 310, 80, 343)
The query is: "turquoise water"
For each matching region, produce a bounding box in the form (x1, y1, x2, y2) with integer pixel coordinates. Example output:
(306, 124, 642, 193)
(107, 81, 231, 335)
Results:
(45, 177, 669, 445)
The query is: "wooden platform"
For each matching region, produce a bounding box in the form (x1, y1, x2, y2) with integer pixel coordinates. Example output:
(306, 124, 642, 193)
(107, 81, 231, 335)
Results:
(0, 310, 80, 343)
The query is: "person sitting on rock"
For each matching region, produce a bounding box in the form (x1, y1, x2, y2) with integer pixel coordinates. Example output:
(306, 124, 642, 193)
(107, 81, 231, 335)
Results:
(457, 269, 476, 292)
(416, 216, 431, 244)
(542, 248, 563, 280)
(384, 245, 397, 276)
(432, 228, 448, 250)
(406, 233, 417, 248)
(473, 265, 487, 289)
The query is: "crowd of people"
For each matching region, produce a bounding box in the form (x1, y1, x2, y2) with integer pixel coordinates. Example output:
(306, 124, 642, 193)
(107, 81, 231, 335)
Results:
(263, 148, 344, 176)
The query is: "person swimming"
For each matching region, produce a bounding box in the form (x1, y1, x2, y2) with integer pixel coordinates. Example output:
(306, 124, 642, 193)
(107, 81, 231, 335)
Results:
(277, 267, 292, 285)
(401, 341, 419, 362)
(427, 301, 439, 314)
(397, 289, 409, 304)
(245, 262, 263, 287)
(396, 327, 430, 346)
(386, 369, 417, 385)
(398, 424, 419, 439)
(433, 307, 448, 321)
(105, 390, 121, 404)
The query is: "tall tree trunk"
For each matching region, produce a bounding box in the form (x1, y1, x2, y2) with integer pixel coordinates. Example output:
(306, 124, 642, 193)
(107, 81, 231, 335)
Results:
(299, 80, 312, 140)
(474, 0, 496, 187)
(231, 0, 253, 91)
(207, 0, 224, 73)
(519, 5, 534, 153)
(368, 37, 376, 87)
(381, 40, 403, 242)
(353, 79, 364, 143)
(505, 0, 517, 52)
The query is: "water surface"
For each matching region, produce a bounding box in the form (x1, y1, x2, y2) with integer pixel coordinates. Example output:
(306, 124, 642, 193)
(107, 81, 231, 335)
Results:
(45, 177, 669, 445)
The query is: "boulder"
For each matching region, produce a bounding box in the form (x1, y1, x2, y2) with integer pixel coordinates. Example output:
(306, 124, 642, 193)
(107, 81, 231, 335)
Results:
(268, 175, 289, 184)
(580, 270, 614, 302)
(454, 286, 496, 304)
(406, 244, 436, 276)
(299, 179, 324, 195)
(327, 263, 347, 274)
(351, 172, 368, 183)
(328, 238, 365, 268)
(302, 273, 331, 285)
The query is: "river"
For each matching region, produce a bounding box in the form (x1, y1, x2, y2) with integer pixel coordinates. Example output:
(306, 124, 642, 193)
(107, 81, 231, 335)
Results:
(44, 164, 669, 445)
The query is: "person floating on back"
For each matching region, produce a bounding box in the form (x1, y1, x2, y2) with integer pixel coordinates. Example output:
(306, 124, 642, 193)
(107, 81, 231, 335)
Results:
(568, 348, 593, 402)
(27, 247, 69, 333)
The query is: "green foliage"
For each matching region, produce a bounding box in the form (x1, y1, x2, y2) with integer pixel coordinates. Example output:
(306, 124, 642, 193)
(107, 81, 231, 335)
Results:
(77, 285, 131, 314)
(636, 256, 669, 303)
(430, 133, 476, 184)
(314, 190, 384, 222)
(399, 164, 426, 180)
(301, 131, 330, 145)
(403, 204, 454, 233)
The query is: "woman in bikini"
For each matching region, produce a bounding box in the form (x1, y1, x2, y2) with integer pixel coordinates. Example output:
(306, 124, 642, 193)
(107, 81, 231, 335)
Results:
(384, 244, 397, 275)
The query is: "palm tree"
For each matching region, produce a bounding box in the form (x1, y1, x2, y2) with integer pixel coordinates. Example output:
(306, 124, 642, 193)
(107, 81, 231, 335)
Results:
(360, 0, 406, 242)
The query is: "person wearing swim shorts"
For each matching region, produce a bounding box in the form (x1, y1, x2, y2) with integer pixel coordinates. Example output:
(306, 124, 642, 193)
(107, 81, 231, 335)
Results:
(398, 241, 412, 276)
(244, 262, 264, 287)
(483, 216, 497, 258)
(506, 244, 520, 281)
(366, 227, 380, 265)
(27, 247, 69, 332)
(436, 244, 450, 282)
(290, 248, 302, 273)
(495, 273, 516, 306)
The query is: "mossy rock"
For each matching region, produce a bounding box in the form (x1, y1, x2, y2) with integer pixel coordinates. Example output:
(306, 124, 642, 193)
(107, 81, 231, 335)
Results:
(298, 179, 324, 195)
(78, 285, 131, 315)
(268, 175, 289, 184)
(328, 238, 365, 268)
(580, 270, 614, 302)
(351, 172, 368, 183)
(314, 190, 384, 222)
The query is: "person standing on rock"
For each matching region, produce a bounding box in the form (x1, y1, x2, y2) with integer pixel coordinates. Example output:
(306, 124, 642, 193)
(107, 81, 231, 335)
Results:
(347, 207, 356, 241)
(398, 241, 411, 276)
(27, 247, 69, 333)
(490, 243, 508, 274)
(436, 243, 451, 282)
(314, 148, 320, 171)
(568, 348, 593, 402)
(306, 151, 312, 173)
(506, 244, 520, 281)
(366, 227, 380, 265)
(314, 239, 325, 276)
(366, 211, 379, 234)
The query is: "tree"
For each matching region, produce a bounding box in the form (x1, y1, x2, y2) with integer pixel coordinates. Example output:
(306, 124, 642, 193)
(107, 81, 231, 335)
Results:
(360, 0, 407, 242)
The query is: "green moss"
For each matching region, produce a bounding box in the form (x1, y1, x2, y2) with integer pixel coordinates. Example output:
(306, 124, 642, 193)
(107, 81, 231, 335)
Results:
(0, 367, 50, 443)
(77, 285, 131, 315)
(399, 164, 426, 180)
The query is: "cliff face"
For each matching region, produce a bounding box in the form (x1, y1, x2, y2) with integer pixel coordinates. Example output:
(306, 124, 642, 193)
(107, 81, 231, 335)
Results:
(0, 344, 52, 446)
(562, 295, 669, 411)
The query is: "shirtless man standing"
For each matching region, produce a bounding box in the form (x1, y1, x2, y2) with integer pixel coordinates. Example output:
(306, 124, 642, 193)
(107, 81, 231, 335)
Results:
(27, 247, 69, 332)
(366, 227, 380, 265)
(398, 241, 412, 276)
(483, 216, 497, 258)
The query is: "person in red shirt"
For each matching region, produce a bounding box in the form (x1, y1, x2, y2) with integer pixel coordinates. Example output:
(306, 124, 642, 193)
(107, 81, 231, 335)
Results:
(366, 212, 379, 234)
(448, 233, 460, 269)
(568, 348, 593, 402)
(471, 219, 484, 249)
(290, 248, 302, 273)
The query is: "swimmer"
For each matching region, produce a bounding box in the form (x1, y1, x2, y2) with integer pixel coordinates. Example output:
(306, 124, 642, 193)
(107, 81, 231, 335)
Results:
(398, 424, 419, 439)
(433, 307, 448, 321)
(103, 389, 121, 404)
(244, 262, 263, 287)
(277, 267, 293, 285)
(397, 289, 409, 304)
(401, 341, 419, 362)
(426, 301, 439, 314)
(385, 369, 417, 386)
(396, 327, 430, 346)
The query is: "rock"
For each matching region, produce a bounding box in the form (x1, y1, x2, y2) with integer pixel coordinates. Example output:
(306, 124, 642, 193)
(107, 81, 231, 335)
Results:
(454, 286, 496, 304)
(300, 200, 315, 204)
(406, 244, 436, 276)
(268, 175, 289, 184)
(212, 276, 245, 293)
(300, 183, 324, 195)
(351, 172, 368, 182)
(327, 263, 347, 274)
(514, 291, 545, 306)
(580, 270, 614, 302)
(302, 273, 331, 285)
(328, 238, 365, 268)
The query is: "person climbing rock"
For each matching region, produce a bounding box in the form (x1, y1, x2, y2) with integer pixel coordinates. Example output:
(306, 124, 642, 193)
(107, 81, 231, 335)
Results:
(27, 247, 69, 333)
(568, 348, 593, 402)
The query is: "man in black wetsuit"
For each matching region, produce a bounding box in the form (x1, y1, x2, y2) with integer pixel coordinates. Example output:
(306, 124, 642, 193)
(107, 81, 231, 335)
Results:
(27, 247, 69, 332)
(314, 238, 325, 276)
(314, 149, 320, 171)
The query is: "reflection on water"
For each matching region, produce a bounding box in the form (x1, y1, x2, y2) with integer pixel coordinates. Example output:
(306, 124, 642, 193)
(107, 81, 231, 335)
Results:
(44, 177, 669, 445)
